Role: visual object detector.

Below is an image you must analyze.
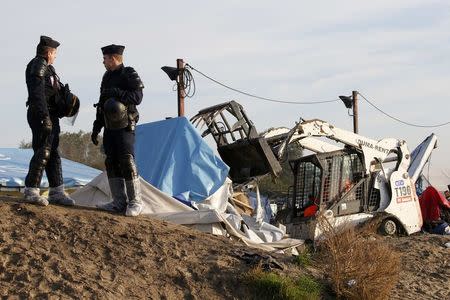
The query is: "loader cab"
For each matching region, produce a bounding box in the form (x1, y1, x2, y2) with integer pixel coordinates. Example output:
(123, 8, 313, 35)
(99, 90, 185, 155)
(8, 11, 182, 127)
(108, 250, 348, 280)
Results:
(289, 148, 381, 220)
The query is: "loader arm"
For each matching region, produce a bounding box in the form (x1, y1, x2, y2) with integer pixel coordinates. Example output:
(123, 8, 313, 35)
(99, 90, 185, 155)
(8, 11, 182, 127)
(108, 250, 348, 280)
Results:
(277, 119, 410, 175)
(261, 127, 341, 154)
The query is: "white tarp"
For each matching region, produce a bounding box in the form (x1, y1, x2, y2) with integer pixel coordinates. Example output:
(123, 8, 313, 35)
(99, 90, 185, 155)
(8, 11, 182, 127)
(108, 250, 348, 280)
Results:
(73, 172, 192, 214)
(71, 172, 303, 253)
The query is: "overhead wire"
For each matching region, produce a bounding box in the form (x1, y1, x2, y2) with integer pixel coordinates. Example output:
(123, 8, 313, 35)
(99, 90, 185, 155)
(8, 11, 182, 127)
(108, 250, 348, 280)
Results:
(358, 92, 450, 128)
(185, 63, 339, 105)
(183, 63, 449, 127)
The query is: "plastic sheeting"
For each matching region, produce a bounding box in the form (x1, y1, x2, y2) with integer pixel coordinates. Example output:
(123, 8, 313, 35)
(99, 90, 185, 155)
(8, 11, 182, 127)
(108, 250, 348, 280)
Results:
(135, 117, 229, 202)
(248, 191, 273, 223)
(408, 133, 438, 184)
(72, 172, 232, 216)
(71, 172, 303, 253)
(0, 148, 101, 188)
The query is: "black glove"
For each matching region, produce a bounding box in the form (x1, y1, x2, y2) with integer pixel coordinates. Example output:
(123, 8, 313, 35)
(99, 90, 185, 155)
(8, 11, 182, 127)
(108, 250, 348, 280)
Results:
(91, 131, 99, 146)
(101, 88, 124, 102)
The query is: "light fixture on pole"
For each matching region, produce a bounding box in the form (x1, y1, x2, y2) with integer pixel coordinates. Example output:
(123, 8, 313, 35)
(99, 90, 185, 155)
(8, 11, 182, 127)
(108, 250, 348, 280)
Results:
(339, 95, 353, 110)
(339, 91, 359, 133)
(161, 59, 186, 117)
(161, 66, 179, 81)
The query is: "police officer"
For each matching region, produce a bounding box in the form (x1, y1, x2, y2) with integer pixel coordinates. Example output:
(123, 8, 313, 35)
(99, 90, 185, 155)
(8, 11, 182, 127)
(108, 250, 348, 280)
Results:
(91, 44, 144, 217)
(24, 35, 79, 206)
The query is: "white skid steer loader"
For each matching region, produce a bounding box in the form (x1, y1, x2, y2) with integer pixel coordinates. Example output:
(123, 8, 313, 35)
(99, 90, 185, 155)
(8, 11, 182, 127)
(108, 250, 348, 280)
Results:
(266, 119, 437, 240)
(191, 101, 437, 241)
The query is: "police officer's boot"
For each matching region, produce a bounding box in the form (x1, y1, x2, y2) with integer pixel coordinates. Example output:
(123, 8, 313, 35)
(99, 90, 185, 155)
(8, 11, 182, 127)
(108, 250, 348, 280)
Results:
(125, 177, 143, 217)
(23, 187, 49, 206)
(97, 178, 128, 213)
(48, 185, 75, 206)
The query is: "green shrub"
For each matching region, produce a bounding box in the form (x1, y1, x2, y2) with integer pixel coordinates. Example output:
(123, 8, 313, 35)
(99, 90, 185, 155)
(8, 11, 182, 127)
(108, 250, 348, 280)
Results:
(294, 248, 312, 267)
(245, 268, 321, 300)
(295, 275, 321, 298)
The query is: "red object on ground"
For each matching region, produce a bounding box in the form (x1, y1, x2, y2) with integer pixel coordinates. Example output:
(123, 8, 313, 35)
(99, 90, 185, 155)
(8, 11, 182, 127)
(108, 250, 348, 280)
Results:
(304, 204, 318, 217)
(419, 186, 450, 222)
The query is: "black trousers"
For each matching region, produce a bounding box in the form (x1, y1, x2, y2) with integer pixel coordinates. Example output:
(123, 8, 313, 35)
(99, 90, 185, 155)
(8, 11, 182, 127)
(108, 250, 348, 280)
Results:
(103, 128, 135, 157)
(103, 128, 137, 180)
(25, 110, 62, 188)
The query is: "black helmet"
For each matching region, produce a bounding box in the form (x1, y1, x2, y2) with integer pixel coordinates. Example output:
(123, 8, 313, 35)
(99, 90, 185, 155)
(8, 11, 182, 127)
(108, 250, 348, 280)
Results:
(57, 84, 80, 118)
(63, 92, 80, 117)
(103, 98, 128, 129)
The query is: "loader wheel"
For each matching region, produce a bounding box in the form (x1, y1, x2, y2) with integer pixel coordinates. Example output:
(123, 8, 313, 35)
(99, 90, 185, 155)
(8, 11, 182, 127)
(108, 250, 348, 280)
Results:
(381, 219, 397, 236)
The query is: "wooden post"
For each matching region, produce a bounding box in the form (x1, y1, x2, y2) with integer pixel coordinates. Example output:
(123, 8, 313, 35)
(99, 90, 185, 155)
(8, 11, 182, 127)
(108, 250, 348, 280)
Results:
(177, 59, 185, 117)
(352, 90, 358, 134)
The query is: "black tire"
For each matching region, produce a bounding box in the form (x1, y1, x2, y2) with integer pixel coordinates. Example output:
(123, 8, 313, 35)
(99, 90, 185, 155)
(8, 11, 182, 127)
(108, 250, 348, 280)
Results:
(381, 218, 397, 236)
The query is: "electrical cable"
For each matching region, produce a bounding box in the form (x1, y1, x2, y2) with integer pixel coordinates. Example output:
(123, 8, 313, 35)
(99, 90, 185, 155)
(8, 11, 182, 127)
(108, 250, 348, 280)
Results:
(185, 63, 339, 105)
(179, 67, 196, 98)
(358, 92, 450, 128)
(183, 63, 450, 126)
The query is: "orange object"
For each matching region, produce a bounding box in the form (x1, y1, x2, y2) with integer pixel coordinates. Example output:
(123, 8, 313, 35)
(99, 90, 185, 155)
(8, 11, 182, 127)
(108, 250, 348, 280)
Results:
(304, 204, 318, 217)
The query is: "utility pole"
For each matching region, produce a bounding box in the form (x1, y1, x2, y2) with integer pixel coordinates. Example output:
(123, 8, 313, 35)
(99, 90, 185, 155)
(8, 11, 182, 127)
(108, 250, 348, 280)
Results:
(352, 90, 358, 134)
(177, 59, 185, 117)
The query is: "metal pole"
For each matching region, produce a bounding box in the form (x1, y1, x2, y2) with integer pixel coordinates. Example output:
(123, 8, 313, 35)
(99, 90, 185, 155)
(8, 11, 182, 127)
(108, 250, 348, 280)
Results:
(352, 90, 358, 134)
(177, 59, 185, 117)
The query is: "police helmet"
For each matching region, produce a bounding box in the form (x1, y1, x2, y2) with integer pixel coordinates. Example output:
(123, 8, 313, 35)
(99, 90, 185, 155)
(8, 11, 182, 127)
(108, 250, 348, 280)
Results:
(103, 98, 128, 129)
(58, 92, 80, 118)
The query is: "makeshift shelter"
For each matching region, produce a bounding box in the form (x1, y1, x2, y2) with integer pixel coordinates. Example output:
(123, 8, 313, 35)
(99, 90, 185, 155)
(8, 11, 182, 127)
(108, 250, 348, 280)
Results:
(71, 118, 303, 253)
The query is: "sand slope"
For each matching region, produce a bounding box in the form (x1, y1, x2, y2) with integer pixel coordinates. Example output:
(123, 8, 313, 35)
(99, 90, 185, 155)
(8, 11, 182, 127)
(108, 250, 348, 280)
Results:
(0, 199, 257, 299)
(0, 197, 449, 299)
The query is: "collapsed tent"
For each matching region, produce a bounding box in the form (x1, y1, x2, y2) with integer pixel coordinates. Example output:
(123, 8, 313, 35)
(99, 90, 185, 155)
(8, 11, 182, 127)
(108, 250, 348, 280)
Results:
(0, 148, 101, 188)
(71, 172, 302, 252)
(135, 117, 229, 202)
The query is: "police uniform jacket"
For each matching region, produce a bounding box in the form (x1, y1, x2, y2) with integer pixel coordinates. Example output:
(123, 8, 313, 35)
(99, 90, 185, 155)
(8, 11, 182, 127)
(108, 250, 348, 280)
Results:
(25, 56, 62, 120)
(93, 64, 144, 134)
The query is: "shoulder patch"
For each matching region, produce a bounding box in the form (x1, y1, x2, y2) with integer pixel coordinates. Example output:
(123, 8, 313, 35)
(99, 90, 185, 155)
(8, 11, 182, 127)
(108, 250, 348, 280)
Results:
(29, 57, 48, 77)
(123, 66, 144, 90)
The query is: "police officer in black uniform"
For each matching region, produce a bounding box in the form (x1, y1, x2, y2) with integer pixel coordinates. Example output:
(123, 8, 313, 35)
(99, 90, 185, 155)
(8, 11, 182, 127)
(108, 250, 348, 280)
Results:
(24, 35, 80, 206)
(91, 44, 144, 217)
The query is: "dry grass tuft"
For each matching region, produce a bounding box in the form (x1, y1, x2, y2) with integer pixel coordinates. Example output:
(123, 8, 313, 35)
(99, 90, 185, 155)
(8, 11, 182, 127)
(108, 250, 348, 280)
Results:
(315, 216, 401, 300)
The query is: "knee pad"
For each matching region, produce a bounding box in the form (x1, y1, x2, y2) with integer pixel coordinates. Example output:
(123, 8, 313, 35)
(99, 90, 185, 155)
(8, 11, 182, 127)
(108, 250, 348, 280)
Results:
(37, 146, 51, 166)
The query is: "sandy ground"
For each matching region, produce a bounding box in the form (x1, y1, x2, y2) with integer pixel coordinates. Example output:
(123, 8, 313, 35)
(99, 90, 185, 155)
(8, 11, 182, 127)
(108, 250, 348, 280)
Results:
(0, 197, 449, 299)
(0, 198, 259, 299)
(386, 234, 450, 300)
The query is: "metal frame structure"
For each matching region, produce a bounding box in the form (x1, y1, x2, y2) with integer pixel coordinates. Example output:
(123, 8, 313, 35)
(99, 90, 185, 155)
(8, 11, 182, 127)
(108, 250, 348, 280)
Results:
(191, 101, 282, 183)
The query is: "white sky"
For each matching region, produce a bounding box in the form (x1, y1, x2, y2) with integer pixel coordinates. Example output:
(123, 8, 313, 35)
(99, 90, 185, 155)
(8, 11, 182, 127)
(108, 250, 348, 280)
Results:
(1, 0, 449, 189)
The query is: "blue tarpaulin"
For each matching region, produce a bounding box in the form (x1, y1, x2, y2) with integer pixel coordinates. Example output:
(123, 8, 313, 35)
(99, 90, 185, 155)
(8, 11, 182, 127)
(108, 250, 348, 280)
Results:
(0, 148, 102, 188)
(135, 117, 229, 202)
